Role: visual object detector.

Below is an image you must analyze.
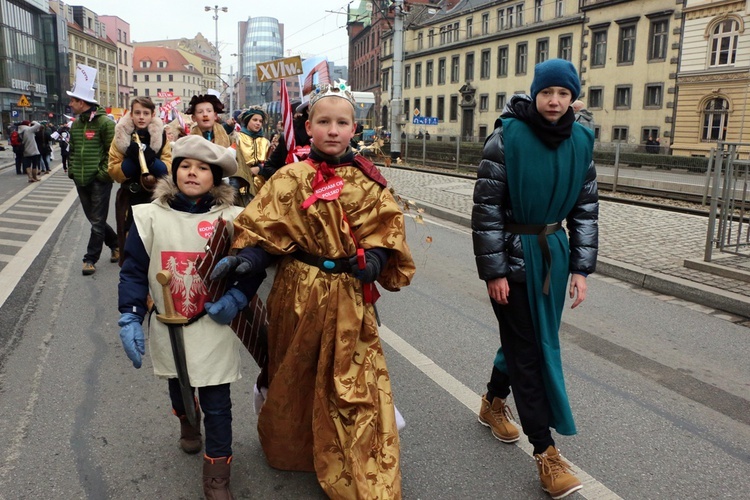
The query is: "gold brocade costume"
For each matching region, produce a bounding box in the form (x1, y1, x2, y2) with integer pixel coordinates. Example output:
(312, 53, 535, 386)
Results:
(233, 158, 415, 500)
(235, 133, 270, 196)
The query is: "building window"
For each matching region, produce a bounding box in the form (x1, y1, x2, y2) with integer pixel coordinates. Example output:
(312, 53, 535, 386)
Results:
(516, 3, 524, 26)
(482, 13, 489, 34)
(414, 98, 421, 114)
(507, 6, 514, 28)
(588, 87, 603, 108)
(426, 60, 434, 86)
(417, 32, 423, 50)
(593, 126, 601, 141)
(535, 0, 543, 22)
(709, 19, 739, 67)
(125, 71, 129, 85)
(415, 63, 422, 87)
(454, 21, 460, 41)
(559, 35, 572, 60)
(404, 65, 411, 88)
(642, 127, 660, 144)
(450, 95, 458, 121)
(438, 58, 446, 85)
(404, 99, 410, 116)
(144, 88, 149, 96)
(497, 46, 508, 77)
(615, 85, 631, 109)
(466, 18, 473, 38)
(644, 83, 663, 108)
(426, 97, 433, 117)
(612, 126, 628, 142)
(555, 0, 564, 17)
(465, 52, 475, 81)
(437, 96, 445, 120)
(648, 19, 668, 61)
(496, 92, 507, 111)
(169, 74, 173, 82)
(536, 39, 549, 64)
(451, 55, 460, 83)
(618, 24, 636, 64)
(479, 94, 489, 111)
(480, 49, 491, 79)
(592, 29, 607, 67)
(157, 75, 161, 82)
(428, 29, 435, 48)
(144, 75, 150, 82)
(498, 9, 505, 30)
(133, 74, 138, 82)
(516, 42, 528, 75)
(701, 97, 729, 141)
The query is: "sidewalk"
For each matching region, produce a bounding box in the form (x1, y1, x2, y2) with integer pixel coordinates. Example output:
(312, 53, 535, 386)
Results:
(381, 167, 750, 321)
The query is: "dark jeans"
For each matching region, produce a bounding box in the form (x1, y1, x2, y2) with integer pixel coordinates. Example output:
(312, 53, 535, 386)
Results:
(61, 153, 68, 170)
(488, 280, 555, 454)
(14, 150, 23, 174)
(169, 379, 233, 458)
(75, 179, 117, 264)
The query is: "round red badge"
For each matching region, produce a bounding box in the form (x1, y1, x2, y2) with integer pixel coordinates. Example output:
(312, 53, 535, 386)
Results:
(197, 220, 215, 239)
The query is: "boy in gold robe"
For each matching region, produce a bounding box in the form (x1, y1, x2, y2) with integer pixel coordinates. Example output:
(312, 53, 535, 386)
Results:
(211, 81, 415, 499)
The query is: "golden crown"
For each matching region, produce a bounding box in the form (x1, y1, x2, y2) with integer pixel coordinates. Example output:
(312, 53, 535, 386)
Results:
(309, 80, 356, 108)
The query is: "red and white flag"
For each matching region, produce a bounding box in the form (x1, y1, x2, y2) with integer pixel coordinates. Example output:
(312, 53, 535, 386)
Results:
(280, 78, 295, 155)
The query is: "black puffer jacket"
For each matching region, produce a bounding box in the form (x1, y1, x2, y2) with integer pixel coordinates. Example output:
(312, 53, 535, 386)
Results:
(472, 95, 599, 283)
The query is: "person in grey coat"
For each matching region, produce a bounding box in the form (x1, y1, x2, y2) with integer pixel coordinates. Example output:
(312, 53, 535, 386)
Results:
(18, 120, 42, 182)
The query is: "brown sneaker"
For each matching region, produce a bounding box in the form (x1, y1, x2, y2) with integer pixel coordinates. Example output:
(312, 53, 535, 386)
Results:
(478, 394, 520, 443)
(110, 247, 120, 263)
(534, 445, 582, 499)
(203, 455, 234, 500)
(82, 262, 96, 275)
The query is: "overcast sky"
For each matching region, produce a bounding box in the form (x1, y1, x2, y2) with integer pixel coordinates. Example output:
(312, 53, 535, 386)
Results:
(76, 0, 354, 69)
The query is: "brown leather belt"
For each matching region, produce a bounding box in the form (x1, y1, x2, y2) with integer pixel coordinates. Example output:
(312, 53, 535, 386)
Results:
(505, 222, 563, 295)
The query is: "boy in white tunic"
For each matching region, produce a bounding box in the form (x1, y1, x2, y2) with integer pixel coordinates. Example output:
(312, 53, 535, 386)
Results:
(117, 135, 265, 499)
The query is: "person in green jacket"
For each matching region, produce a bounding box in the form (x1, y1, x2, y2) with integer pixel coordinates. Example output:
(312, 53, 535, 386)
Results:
(67, 82, 118, 276)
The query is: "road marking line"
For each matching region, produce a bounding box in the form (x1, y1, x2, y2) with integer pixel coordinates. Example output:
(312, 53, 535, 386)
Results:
(0, 217, 43, 226)
(0, 239, 25, 247)
(0, 187, 78, 308)
(0, 228, 35, 236)
(379, 324, 623, 500)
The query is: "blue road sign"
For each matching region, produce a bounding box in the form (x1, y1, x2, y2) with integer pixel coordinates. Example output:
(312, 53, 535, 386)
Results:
(412, 116, 438, 125)
(11, 110, 18, 117)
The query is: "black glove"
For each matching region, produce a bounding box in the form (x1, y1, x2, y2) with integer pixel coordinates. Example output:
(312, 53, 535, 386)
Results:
(125, 141, 140, 160)
(210, 255, 254, 281)
(143, 147, 157, 166)
(348, 248, 389, 284)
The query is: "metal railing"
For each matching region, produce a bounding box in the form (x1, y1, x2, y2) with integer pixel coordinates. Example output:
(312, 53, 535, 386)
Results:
(704, 142, 750, 261)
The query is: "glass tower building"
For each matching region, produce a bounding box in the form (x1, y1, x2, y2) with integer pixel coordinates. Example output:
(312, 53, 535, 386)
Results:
(240, 16, 282, 107)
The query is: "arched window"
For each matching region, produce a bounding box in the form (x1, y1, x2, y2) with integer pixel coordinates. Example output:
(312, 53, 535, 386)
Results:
(701, 98, 729, 142)
(709, 19, 739, 66)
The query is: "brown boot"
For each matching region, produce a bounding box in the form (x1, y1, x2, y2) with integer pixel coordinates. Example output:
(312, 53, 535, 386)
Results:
(203, 456, 234, 500)
(478, 394, 520, 443)
(534, 445, 582, 499)
(177, 406, 202, 454)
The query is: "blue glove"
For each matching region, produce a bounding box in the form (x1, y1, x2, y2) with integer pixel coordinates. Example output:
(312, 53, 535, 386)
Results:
(205, 288, 248, 325)
(210, 255, 254, 281)
(348, 248, 389, 284)
(118, 312, 145, 369)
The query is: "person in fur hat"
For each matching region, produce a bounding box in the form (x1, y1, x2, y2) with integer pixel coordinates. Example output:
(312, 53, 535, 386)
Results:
(108, 97, 172, 265)
(187, 94, 232, 147)
(229, 107, 270, 205)
(117, 135, 266, 499)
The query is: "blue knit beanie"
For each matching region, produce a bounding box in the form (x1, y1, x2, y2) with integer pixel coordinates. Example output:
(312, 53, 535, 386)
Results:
(530, 59, 581, 100)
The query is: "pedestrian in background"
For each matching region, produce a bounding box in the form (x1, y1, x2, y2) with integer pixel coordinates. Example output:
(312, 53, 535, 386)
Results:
(66, 64, 118, 276)
(572, 99, 595, 132)
(18, 120, 41, 182)
(58, 126, 70, 172)
(117, 136, 264, 499)
(187, 94, 232, 147)
(10, 123, 24, 175)
(472, 58, 598, 499)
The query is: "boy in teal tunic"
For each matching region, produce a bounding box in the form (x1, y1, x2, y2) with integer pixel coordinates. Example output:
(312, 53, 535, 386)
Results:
(472, 58, 599, 499)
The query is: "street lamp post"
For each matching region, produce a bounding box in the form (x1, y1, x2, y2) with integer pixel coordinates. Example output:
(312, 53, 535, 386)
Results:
(27, 83, 37, 122)
(205, 5, 228, 91)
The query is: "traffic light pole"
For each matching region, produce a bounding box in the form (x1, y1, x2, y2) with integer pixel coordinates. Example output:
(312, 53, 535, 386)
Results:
(389, 0, 405, 160)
